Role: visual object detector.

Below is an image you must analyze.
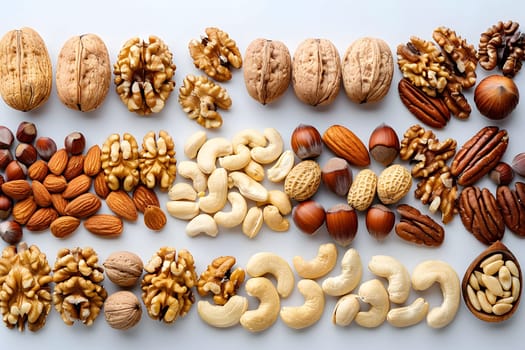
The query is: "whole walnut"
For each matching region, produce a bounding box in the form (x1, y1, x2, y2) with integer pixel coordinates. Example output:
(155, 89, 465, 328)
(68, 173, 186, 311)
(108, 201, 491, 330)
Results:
(103, 251, 143, 288)
(104, 291, 142, 330)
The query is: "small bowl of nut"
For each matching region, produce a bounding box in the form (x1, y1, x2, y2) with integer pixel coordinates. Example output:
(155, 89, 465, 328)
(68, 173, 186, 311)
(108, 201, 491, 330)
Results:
(462, 241, 522, 322)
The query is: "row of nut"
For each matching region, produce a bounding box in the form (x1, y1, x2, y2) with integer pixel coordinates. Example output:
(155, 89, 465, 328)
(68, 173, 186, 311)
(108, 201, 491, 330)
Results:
(0, 240, 521, 333)
(0, 22, 523, 128)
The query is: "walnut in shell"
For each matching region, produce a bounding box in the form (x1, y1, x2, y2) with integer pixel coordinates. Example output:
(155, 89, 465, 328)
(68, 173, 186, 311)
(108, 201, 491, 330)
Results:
(104, 291, 142, 330)
(103, 251, 143, 288)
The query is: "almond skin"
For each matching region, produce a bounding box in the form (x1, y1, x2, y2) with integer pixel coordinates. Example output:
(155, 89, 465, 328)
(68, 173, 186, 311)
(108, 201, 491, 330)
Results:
(47, 148, 68, 175)
(93, 171, 110, 199)
(63, 154, 84, 181)
(43, 174, 67, 193)
(1, 179, 32, 200)
(62, 174, 92, 199)
(26, 207, 58, 231)
(144, 205, 167, 231)
(322, 125, 370, 166)
(84, 214, 123, 237)
(50, 215, 80, 238)
(65, 192, 101, 218)
(12, 196, 37, 224)
(106, 190, 138, 221)
(133, 184, 160, 213)
(83, 145, 102, 177)
(27, 159, 49, 181)
(31, 180, 52, 207)
(50, 193, 69, 216)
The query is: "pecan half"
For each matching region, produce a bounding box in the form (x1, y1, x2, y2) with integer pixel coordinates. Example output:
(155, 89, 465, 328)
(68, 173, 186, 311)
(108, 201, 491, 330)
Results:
(497, 184, 525, 236)
(395, 204, 444, 247)
(458, 186, 505, 245)
(398, 78, 450, 129)
(450, 126, 508, 186)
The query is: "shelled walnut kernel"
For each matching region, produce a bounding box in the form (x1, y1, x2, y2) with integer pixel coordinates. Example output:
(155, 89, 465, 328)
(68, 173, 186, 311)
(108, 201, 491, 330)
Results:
(197, 256, 245, 305)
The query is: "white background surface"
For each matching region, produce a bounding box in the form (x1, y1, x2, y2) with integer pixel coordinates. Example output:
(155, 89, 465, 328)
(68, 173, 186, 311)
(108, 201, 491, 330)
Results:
(1, 0, 525, 348)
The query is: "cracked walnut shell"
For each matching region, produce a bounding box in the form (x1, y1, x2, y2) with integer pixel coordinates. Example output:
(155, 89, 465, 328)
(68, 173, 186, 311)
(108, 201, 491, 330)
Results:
(139, 130, 177, 191)
(179, 74, 231, 129)
(114, 35, 176, 115)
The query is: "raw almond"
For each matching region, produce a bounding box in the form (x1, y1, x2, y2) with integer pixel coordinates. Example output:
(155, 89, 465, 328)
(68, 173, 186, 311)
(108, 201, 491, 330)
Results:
(65, 192, 101, 218)
(50, 215, 80, 238)
(83, 145, 102, 176)
(27, 159, 49, 181)
(1, 179, 32, 200)
(12, 196, 37, 224)
(31, 180, 52, 207)
(106, 190, 138, 221)
(26, 207, 58, 231)
(133, 184, 160, 213)
(43, 174, 67, 193)
(62, 174, 92, 199)
(63, 154, 84, 181)
(144, 205, 167, 231)
(84, 214, 123, 237)
(47, 148, 68, 175)
(322, 125, 370, 166)
(50, 193, 69, 216)
(93, 171, 110, 198)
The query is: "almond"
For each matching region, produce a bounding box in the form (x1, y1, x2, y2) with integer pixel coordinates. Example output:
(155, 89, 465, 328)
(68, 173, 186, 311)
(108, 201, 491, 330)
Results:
(47, 148, 68, 175)
(93, 171, 110, 199)
(26, 207, 58, 231)
(84, 214, 123, 237)
(50, 193, 69, 216)
(83, 145, 102, 177)
(50, 215, 80, 238)
(133, 184, 160, 213)
(27, 159, 49, 181)
(1, 179, 32, 200)
(12, 196, 37, 224)
(62, 174, 92, 199)
(31, 180, 52, 207)
(43, 174, 67, 193)
(63, 154, 84, 181)
(65, 192, 101, 218)
(322, 125, 370, 166)
(106, 190, 138, 221)
(144, 205, 167, 231)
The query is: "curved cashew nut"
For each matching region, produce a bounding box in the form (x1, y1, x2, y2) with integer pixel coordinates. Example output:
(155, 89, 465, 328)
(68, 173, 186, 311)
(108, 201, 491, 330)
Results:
(228, 171, 268, 202)
(197, 295, 248, 328)
(280, 279, 325, 329)
(251, 128, 284, 164)
(166, 200, 200, 220)
(322, 248, 362, 296)
(185, 213, 219, 237)
(177, 161, 208, 194)
(246, 252, 295, 298)
(267, 150, 295, 183)
(168, 182, 197, 201)
(368, 255, 411, 304)
(257, 190, 292, 215)
(214, 192, 247, 228)
(263, 205, 290, 232)
(243, 160, 265, 182)
(332, 293, 360, 326)
(411, 260, 460, 329)
(197, 137, 233, 174)
(386, 297, 429, 328)
(184, 130, 207, 159)
(232, 129, 267, 148)
(293, 243, 338, 279)
(239, 277, 280, 332)
(199, 168, 228, 214)
(355, 279, 389, 328)
(219, 144, 251, 171)
(242, 206, 264, 238)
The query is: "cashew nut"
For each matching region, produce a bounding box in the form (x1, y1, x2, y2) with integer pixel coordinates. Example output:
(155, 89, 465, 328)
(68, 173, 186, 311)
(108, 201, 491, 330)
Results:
(243, 160, 265, 182)
(267, 150, 295, 183)
(199, 168, 228, 214)
(166, 200, 200, 220)
(411, 260, 460, 329)
(232, 129, 267, 149)
(250, 128, 284, 164)
(197, 295, 248, 328)
(239, 277, 280, 332)
(368, 255, 411, 304)
(322, 248, 362, 296)
(386, 297, 429, 328)
(263, 205, 290, 232)
(219, 144, 251, 171)
(293, 243, 338, 279)
(246, 252, 295, 298)
(184, 130, 207, 159)
(280, 279, 325, 329)
(168, 182, 197, 201)
(185, 213, 219, 237)
(257, 190, 292, 215)
(197, 137, 233, 174)
(213, 192, 247, 228)
(355, 279, 389, 328)
(177, 160, 208, 194)
(228, 171, 268, 202)
(242, 206, 264, 238)
(332, 293, 360, 326)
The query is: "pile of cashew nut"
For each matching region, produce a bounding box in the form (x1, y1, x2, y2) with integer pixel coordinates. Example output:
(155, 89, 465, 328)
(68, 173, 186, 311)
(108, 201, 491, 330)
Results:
(166, 128, 295, 238)
(195, 244, 461, 331)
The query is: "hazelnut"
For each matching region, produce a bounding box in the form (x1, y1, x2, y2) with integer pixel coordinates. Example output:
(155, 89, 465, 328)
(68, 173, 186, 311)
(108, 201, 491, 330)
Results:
(321, 157, 352, 196)
(369, 123, 400, 166)
(35, 136, 57, 161)
(512, 153, 525, 177)
(5, 160, 27, 181)
(103, 251, 144, 288)
(0, 126, 14, 149)
(0, 220, 23, 244)
(489, 162, 514, 185)
(290, 124, 323, 159)
(0, 194, 12, 219)
(104, 290, 142, 330)
(365, 204, 395, 240)
(292, 199, 326, 235)
(16, 121, 37, 143)
(325, 203, 357, 247)
(0, 148, 13, 169)
(64, 131, 86, 155)
(474, 75, 519, 120)
(14, 143, 37, 166)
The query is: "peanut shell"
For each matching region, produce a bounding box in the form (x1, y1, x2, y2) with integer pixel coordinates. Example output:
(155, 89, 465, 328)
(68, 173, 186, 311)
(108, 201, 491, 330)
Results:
(284, 160, 321, 201)
(347, 169, 377, 211)
(377, 164, 412, 204)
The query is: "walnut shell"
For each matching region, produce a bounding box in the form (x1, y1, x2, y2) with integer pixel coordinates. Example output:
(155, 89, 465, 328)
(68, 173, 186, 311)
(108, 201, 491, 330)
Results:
(56, 34, 111, 112)
(0, 27, 52, 111)
(243, 38, 291, 105)
(103, 251, 143, 287)
(284, 160, 321, 201)
(104, 291, 142, 330)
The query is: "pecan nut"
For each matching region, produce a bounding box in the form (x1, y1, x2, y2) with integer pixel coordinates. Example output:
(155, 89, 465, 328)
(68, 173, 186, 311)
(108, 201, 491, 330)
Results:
(458, 186, 505, 245)
(398, 78, 450, 129)
(395, 204, 445, 247)
(450, 126, 508, 186)
(496, 184, 525, 236)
